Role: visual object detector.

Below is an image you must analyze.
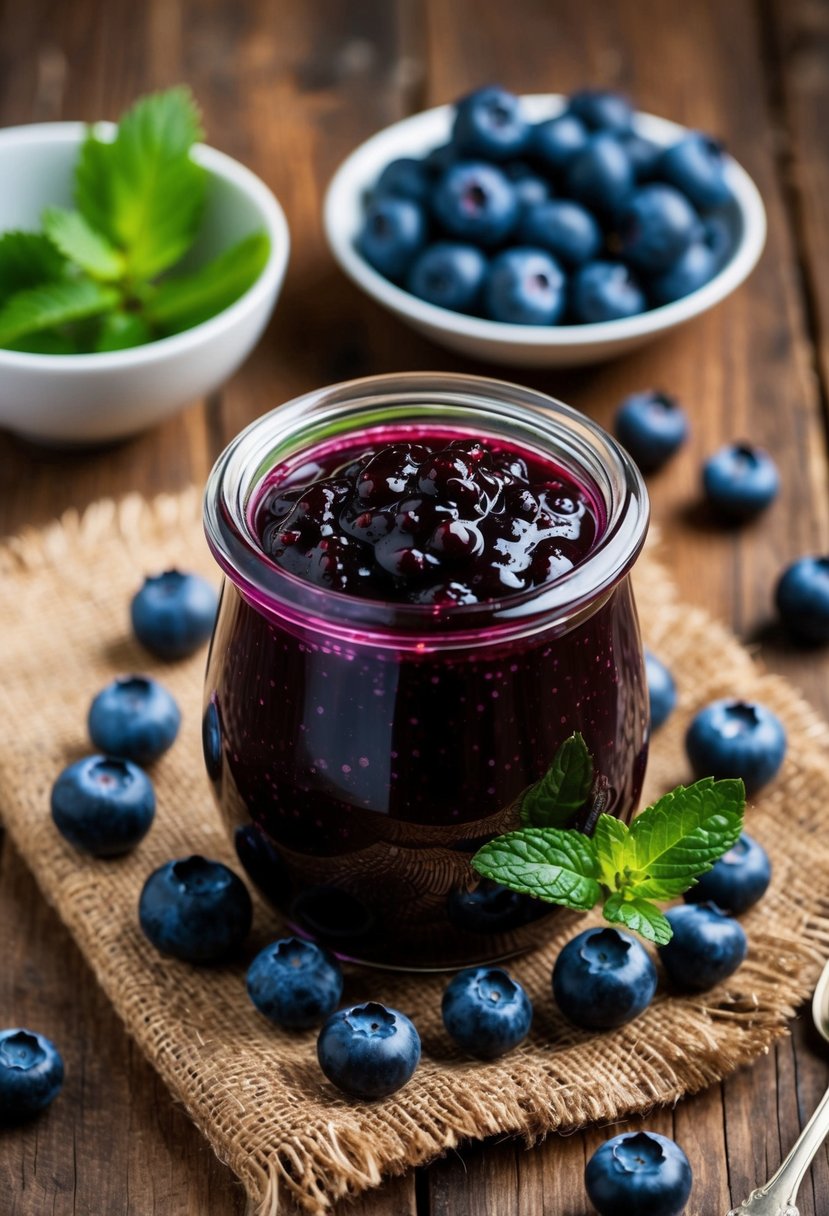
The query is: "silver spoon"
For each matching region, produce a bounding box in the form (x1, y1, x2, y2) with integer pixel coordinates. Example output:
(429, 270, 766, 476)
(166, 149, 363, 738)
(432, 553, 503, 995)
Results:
(727, 958, 829, 1215)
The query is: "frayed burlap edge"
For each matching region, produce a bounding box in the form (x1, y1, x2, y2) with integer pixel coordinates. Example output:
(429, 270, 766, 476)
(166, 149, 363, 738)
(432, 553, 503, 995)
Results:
(2, 491, 829, 1216)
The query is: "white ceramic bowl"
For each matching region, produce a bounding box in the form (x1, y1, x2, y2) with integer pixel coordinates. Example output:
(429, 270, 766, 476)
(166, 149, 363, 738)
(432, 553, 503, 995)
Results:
(324, 95, 766, 368)
(0, 123, 290, 444)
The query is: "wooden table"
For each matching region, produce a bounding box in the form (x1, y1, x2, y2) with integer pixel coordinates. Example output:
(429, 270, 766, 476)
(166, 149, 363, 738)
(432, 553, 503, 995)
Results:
(2, 0, 829, 1211)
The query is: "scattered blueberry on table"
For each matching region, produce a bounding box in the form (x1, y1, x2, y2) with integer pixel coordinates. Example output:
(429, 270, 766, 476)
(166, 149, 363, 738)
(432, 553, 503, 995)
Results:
(357, 85, 736, 325)
(552, 927, 657, 1030)
(585, 1130, 693, 1216)
(88, 675, 181, 766)
(50, 754, 155, 857)
(645, 651, 677, 729)
(442, 966, 533, 1059)
(702, 442, 779, 521)
(614, 390, 689, 472)
(246, 938, 344, 1031)
(775, 555, 829, 643)
(317, 1002, 421, 1100)
(139, 855, 253, 962)
(0, 1028, 64, 1123)
(658, 903, 748, 992)
(683, 833, 771, 915)
(685, 698, 787, 795)
(131, 569, 218, 660)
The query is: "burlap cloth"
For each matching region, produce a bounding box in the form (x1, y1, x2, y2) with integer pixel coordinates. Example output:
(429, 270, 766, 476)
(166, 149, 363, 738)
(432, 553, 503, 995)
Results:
(2, 488, 829, 1215)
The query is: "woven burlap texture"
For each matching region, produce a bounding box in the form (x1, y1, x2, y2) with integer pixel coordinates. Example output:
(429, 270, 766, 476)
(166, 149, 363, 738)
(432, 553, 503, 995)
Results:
(2, 489, 829, 1216)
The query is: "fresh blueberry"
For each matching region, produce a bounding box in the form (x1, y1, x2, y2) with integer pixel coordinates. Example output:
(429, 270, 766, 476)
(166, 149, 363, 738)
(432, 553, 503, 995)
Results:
(484, 247, 566, 325)
(519, 200, 601, 266)
(51, 754, 155, 857)
(775, 556, 829, 643)
(406, 242, 487, 312)
(565, 133, 634, 215)
(505, 165, 551, 213)
(88, 675, 181, 766)
(202, 698, 223, 781)
(645, 651, 677, 729)
(684, 833, 771, 914)
(246, 937, 343, 1030)
(452, 85, 530, 160)
(131, 569, 218, 660)
(702, 214, 734, 268)
(317, 1002, 421, 1099)
(658, 902, 748, 991)
(139, 855, 253, 962)
(614, 390, 689, 472)
(373, 156, 431, 204)
(685, 698, 786, 795)
(568, 89, 634, 136)
(702, 443, 780, 521)
(585, 1131, 693, 1216)
(357, 196, 426, 281)
(618, 185, 697, 273)
(423, 142, 456, 177)
(624, 133, 662, 180)
(442, 966, 533, 1059)
(531, 112, 589, 173)
(447, 879, 547, 934)
(648, 240, 718, 305)
(552, 927, 657, 1030)
(432, 161, 518, 246)
(0, 1028, 64, 1123)
(657, 133, 732, 211)
(571, 261, 646, 324)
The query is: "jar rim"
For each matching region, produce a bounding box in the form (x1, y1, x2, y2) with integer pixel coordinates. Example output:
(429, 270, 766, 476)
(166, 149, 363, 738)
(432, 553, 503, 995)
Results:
(203, 372, 649, 646)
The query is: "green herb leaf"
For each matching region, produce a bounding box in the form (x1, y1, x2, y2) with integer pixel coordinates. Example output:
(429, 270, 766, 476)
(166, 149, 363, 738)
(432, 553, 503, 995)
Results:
(145, 231, 270, 334)
(472, 827, 601, 910)
(95, 311, 152, 352)
(593, 813, 631, 888)
(623, 777, 745, 900)
(520, 732, 594, 828)
(0, 279, 118, 346)
(603, 892, 673, 946)
(75, 86, 207, 279)
(0, 230, 66, 298)
(42, 208, 124, 280)
(4, 330, 80, 354)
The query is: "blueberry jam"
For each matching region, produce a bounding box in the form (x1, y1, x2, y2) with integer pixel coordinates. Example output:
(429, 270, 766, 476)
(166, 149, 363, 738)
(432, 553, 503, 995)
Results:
(203, 383, 649, 969)
(255, 432, 599, 605)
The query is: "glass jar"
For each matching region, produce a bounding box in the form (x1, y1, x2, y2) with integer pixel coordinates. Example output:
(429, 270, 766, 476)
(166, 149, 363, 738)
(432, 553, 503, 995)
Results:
(203, 372, 650, 969)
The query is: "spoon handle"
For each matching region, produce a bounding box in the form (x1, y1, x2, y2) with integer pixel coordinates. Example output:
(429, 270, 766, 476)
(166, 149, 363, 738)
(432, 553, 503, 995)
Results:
(727, 1083, 829, 1215)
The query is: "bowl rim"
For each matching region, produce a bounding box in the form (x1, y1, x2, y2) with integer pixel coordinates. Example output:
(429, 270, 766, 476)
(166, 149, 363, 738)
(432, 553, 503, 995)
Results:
(323, 93, 767, 349)
(0, 121, 290, 371)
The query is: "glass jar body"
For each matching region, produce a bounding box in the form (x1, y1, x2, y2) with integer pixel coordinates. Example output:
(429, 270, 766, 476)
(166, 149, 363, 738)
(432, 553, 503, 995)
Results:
(203, 373, 650, 969)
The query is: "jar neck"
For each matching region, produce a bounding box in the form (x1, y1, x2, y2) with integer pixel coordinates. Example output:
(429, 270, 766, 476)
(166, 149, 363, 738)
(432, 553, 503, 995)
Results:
(203, 372, 649, 650)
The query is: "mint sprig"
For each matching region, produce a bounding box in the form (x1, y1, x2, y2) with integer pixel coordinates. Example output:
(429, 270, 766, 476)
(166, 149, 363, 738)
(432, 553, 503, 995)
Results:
(519, 731, 594, 828)
(472, 738, 745, 944)
(0, 87, 270, 354)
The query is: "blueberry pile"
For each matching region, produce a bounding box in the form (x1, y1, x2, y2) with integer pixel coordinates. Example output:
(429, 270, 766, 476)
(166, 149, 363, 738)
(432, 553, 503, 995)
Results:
(357, 86, 735, 326)
(257, 435, 597, 603)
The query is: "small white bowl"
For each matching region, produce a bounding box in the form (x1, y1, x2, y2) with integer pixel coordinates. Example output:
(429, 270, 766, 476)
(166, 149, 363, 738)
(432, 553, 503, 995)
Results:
(0, 122, 290, 444)
(324, 95, 766, 368)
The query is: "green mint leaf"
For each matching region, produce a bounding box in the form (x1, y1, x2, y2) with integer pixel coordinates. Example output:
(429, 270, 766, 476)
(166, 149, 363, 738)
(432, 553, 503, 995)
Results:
(0, 279, 118, 346)
(75, 86, 207, 279)
(146, 231, 270, 334)
(624, 777, 745, 900)
(95, 311, 152, 352)
(472, 827, 601, 911)
(593, 814, 630, 887)
(0, 230, 66, 298)
(603, 892, 673, 946)
(4, 330, 80, 354)
(520, 732, 594, 828)
(42, 208, 124, 280)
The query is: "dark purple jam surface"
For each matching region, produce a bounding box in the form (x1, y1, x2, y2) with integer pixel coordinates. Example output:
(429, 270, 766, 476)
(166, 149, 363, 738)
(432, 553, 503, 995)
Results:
(254, 428, 600, 605)
(206, 426, 647, 969)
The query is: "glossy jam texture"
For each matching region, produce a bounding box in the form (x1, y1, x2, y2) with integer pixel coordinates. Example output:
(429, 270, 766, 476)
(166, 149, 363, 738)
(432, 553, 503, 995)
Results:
(205, 425, 648, 969)
(254, 428, 600, 605)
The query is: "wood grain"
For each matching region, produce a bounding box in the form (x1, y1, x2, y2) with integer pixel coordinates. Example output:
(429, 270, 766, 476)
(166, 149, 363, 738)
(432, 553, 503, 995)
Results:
(2, 0, 829, 1211)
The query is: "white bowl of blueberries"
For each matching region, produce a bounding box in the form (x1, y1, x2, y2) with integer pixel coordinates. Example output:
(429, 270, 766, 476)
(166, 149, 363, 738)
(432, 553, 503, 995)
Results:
(324, 87, 766, 367)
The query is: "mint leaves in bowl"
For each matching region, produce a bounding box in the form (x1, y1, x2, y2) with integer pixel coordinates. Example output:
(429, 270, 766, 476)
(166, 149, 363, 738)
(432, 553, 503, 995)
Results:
(0, 88, 289, 445)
